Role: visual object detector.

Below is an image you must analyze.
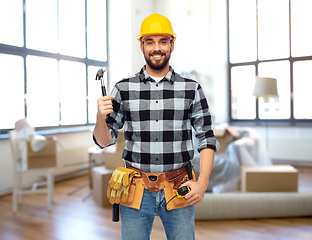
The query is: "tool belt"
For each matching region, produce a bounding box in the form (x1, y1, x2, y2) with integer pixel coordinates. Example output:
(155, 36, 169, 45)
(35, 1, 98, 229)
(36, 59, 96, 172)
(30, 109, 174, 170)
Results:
(126, 166, 189, 192)
(120, 165, 196, 211)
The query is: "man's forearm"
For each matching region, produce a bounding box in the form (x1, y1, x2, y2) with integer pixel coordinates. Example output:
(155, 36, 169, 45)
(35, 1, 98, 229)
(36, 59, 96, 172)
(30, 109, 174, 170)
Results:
(197, 148, 215, 188)
(183, 148, 215, 206)
(93, 115, 112, 147)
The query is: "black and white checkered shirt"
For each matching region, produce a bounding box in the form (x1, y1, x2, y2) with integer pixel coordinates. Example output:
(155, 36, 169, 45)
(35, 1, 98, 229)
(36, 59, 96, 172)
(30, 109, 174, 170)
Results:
(96, 66, 219, 173)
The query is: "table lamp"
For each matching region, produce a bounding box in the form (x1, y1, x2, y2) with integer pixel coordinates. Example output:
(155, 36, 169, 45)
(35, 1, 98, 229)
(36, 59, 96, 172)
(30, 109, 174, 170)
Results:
(14, 118, 46, 152)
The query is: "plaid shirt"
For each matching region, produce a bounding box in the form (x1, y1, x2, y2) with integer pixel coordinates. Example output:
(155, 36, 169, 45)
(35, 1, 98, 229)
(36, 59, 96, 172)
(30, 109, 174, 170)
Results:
(96, 66, 219, 173)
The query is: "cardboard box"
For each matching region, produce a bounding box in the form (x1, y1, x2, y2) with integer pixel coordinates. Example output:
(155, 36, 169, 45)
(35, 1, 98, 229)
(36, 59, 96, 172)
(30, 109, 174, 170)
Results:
(241, 165, 298, 192)
(116, 128, 125, 144)
(104, 143, 126, 170)
(27, 137, 57, 169)
(92, 166, 114, 208)
(214, 127, 240, 153)
(102, 128, 126, 170)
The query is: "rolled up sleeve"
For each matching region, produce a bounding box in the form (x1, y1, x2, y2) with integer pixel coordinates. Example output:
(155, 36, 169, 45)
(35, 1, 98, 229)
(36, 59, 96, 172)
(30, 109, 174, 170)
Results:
(191, 84, 219, 152)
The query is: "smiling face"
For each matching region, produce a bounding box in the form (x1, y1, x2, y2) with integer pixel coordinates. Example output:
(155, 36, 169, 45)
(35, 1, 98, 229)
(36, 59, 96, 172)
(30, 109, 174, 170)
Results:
(140, 35, 174, 76)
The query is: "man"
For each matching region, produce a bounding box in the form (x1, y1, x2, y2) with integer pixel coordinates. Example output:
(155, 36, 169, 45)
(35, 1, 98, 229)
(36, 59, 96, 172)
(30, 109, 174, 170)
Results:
(94, 13, 219, 240)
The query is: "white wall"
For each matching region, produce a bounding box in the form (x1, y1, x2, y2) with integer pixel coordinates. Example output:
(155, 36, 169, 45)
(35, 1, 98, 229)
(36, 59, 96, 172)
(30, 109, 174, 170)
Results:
(107, 0, 132, 90)
(254, 126, 312, 163)
(0, 139, 12, 194)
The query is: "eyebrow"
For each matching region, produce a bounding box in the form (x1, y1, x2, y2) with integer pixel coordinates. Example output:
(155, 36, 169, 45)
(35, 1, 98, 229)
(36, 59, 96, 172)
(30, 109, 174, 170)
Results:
(145, 37, 170, 42)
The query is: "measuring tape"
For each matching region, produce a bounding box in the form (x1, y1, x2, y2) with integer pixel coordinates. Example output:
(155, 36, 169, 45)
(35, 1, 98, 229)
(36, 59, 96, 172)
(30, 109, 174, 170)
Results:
(176, 186, 191, 198)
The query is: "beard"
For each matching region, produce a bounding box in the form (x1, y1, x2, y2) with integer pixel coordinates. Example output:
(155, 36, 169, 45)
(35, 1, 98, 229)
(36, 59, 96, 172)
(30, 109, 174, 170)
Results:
(144, 50, 171, 71)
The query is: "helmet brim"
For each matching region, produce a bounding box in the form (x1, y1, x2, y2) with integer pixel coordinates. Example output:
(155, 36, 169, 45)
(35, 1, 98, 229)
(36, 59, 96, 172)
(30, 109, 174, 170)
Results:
(137, 33, 177, 43)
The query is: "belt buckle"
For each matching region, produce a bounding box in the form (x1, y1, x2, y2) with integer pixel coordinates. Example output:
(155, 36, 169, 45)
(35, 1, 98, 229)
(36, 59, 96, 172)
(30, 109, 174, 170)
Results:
(147, 175, 160, 192)
(148, 175, 158, 182)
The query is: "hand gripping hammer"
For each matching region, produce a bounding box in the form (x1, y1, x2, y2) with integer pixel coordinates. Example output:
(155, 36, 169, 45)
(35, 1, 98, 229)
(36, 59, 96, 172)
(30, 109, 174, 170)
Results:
(95, 67, 120, 222)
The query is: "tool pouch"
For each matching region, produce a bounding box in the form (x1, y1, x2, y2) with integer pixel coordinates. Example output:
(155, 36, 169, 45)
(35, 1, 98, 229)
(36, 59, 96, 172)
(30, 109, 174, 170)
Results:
(164, 171, 196, 211)
(120, 176, 145, 210)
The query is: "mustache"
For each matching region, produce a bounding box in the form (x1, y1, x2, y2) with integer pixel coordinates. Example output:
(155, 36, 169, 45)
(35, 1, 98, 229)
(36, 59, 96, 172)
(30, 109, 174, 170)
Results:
(149, 50, 165, 56)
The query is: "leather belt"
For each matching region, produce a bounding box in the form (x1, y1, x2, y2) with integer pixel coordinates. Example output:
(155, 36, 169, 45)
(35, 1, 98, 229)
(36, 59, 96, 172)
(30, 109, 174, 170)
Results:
(126, 165, 188, 192)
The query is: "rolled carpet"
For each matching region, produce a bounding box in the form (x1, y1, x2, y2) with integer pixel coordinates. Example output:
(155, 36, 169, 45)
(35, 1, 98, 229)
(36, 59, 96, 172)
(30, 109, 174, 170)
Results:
(195, 192, 312, 220)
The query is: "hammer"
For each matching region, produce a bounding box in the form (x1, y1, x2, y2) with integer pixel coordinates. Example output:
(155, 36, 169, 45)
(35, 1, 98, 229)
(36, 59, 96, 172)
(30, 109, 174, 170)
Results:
(95, 66, 107, 96)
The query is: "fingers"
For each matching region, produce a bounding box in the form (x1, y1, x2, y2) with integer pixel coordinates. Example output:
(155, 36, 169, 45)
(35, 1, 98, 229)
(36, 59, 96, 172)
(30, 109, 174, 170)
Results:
(97, 95, 115, 118)
(182, 181, 205, 206)
(185, 192, 203, 206)
(186, 194, 202, 206)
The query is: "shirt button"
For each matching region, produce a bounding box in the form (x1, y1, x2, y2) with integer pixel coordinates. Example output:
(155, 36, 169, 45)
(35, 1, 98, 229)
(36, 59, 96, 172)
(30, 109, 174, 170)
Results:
(156, 119, 158, 122)
(156, 84, 158, 87)
(156, 100, 158, 103)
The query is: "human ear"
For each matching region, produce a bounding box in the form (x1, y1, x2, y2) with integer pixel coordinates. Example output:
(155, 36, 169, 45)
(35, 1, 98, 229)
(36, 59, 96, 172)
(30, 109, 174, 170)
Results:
(140, 42, 144, 54)
(170, 41, 174, 53)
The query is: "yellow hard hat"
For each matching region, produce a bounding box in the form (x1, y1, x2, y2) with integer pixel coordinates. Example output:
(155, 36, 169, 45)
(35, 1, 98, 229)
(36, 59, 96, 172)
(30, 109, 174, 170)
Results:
(137, 13, 177, 43)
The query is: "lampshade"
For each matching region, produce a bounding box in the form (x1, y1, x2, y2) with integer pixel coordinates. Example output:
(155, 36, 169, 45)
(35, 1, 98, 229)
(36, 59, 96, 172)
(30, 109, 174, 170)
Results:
(15, 118, 34, 138)
(30, 134, 47, 152)
(14, 118, 46, 152)
(252, 77, 278, 98)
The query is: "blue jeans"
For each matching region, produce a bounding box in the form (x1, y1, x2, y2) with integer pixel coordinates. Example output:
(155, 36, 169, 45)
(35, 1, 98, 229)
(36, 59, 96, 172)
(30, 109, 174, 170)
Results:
(120, 189, 195, 240)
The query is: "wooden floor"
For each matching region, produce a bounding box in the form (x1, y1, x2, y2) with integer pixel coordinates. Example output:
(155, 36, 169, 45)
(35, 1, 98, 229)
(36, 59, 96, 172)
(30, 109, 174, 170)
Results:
(0, 166, 311, 240)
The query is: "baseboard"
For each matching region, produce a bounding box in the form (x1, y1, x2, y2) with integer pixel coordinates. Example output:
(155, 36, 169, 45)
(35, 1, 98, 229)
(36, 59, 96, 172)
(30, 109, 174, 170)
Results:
(0, 188, 12, 197)
(272, 159, 312, 167)
(54, 169, 89, 183)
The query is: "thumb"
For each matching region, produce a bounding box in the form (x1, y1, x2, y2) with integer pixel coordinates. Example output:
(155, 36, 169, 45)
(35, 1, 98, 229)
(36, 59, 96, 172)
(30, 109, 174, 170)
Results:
(180, 181, 192, 189)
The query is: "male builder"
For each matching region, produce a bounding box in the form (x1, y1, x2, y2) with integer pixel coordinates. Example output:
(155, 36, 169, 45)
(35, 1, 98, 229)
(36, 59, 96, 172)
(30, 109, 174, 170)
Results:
(94, 13, 219, 240)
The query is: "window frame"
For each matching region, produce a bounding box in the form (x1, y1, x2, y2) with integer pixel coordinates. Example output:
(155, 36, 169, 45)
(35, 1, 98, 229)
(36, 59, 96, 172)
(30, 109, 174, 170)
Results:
(0, 0, 108, 137)
(227, 0, 312, 126)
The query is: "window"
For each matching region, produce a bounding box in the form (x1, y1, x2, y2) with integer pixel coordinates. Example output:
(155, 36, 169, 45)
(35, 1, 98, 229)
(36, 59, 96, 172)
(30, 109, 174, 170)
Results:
(0, 0, 108, 134)
(26, 56, 60, 127)
(0, 54, 25, 129)
(26, 0, 58, 53)
(228, 0, 312, 124)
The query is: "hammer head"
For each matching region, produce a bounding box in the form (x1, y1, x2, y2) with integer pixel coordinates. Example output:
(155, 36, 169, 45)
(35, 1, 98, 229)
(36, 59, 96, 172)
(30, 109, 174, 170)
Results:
(95, 67, 107, 80)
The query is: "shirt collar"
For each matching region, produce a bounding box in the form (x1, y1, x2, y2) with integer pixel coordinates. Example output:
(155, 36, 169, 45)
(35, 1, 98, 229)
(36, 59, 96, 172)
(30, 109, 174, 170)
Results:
(139, 65, 175, 84)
